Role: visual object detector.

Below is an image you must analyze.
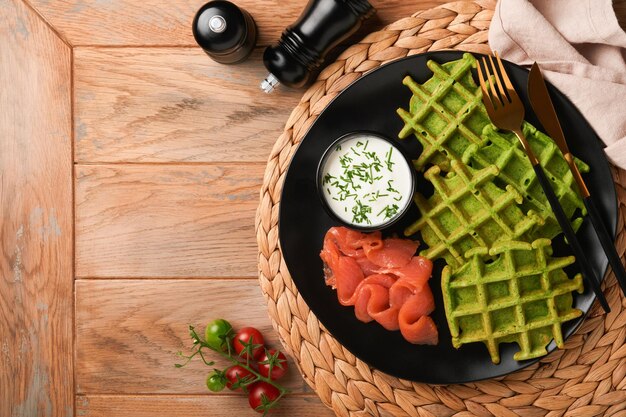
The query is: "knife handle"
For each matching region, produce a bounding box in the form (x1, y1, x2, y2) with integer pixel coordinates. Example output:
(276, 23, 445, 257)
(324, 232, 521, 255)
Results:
(533, 164, 610, 313)
(584, 196, 626, 296)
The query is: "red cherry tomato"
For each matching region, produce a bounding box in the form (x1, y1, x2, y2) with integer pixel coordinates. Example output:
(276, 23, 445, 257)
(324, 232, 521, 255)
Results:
(233, 327, 265, 360)
(248, 381, 280, 413)
(224, 365, 254, 391)
(257, 349, 288, 380)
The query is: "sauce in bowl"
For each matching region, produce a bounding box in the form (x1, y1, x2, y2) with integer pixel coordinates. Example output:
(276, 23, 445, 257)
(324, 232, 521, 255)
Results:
(318, 132, 414, 230)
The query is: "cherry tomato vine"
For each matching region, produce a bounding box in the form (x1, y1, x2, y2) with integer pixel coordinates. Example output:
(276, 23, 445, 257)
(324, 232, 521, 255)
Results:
(176, 319, 289, 415)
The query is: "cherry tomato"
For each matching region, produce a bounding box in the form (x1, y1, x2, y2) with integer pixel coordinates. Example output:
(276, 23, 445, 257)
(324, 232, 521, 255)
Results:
(248, 381, 280, 413)
(224, 365, 254, 391)
(257, 349, 288, 380)
(204, 319, 233, 351)
(205, 371, 226, 392)
(233, 327, 265, 360)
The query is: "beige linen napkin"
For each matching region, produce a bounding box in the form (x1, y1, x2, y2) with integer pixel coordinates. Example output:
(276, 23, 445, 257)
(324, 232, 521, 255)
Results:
(488, 0, 626, 169)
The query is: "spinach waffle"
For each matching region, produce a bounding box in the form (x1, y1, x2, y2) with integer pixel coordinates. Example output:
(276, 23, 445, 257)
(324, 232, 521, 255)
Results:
(405, 160, 544, 269)
(397, 54, 588, 362)
(397, 53, 588, 238)
(441, 239, 583, 364)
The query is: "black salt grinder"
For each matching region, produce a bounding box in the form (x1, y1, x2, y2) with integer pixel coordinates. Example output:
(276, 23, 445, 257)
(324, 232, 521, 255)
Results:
(261, 0, 374, 92)
(192, 0, 257, 64)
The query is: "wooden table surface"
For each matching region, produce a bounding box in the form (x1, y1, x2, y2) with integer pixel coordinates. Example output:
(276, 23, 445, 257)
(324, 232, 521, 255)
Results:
(2, 1, 625, 416)
(0, 1, 450, 416)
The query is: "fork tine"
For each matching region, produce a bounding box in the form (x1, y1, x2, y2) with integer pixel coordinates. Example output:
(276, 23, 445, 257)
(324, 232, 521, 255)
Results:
(481, 57, 503, 107)
(488, 55, 509, 103)
(494, 51, 519, 100)
(476, 59, 496, 115)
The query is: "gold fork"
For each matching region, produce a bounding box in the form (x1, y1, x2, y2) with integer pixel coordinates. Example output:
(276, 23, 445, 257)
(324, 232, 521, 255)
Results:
(476, 53, 610, 313)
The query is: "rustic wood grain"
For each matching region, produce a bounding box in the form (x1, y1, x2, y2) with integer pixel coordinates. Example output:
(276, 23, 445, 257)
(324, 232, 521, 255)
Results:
(76, 394, 337, 417)
(75, 163, 263, 278)
(0, 0, 73, 416)
(13, 0, 626, 416)
(29, 0, 450, 47)
(74, 47, 301, 163)
(75, 279, 314, 394)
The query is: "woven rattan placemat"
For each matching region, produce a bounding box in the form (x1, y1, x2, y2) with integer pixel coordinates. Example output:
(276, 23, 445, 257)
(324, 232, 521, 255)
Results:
(255, 1, 626, 416)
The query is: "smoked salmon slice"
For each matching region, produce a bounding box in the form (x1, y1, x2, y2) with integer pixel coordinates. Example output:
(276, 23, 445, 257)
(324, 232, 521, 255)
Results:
(321, 226, 438, 345)
(364, 237, 418, 269)
(351, 274, 398, 329)
(400, 316, 438, 345)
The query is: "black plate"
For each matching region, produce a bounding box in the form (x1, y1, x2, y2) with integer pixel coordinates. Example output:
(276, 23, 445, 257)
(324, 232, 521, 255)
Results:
(278, 51, 617, 384)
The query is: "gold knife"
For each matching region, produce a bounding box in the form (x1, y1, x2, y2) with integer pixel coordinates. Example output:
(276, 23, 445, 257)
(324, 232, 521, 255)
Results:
(528, 62, 626, 298)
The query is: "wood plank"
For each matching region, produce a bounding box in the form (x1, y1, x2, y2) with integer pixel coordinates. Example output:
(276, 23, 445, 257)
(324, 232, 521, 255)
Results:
(75, 163, 262, 278)
(30, 0, 449, 46)
(75, 279, 314, 394)
(0, 0, 73, 416)
(74, 47, 300, 163)
(76, 394, 336, 417)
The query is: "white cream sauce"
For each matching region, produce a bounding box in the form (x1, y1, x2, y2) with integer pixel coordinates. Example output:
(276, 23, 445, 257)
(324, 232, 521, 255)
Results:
(320, 134, 413, 227)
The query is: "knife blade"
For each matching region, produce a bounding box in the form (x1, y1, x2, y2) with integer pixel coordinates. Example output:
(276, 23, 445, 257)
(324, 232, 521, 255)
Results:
(528, 61, 626, 301)
(528, 63, 570, 154)
(528, 63, 589, 198)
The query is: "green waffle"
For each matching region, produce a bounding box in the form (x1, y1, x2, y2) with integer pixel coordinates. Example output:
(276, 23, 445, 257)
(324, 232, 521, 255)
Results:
(405, 159, 544, 269)
(441, 238, 584, 363)
(396, 53, 588, 238)
(396, 53, 588, 362)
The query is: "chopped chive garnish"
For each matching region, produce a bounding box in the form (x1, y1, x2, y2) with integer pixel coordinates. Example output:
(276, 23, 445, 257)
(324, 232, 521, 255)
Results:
(387, 180, 400, 194)
(377, 204, 400, 220)
(385, 147, 395, 172)
(351, 200, 372, 224)
(323, 139, 406, 224)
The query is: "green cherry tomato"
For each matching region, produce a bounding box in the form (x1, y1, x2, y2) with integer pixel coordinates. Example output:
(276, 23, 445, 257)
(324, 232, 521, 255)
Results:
(204, 319, 233, 351)
(206, 371, 226, 392)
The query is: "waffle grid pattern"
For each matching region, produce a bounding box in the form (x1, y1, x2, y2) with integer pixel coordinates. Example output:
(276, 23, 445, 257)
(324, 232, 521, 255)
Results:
(400, 54, 587, 367)
(397, 53, 588, 238)
(442, 239, 584, 364)
(397, 53, 491, 171)
(405, 160, 542, 268)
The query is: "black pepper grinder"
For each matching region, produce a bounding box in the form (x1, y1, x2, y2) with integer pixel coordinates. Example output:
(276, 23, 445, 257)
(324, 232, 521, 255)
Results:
(261, 0, 375, 93)
(192, 0, 257, 64)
